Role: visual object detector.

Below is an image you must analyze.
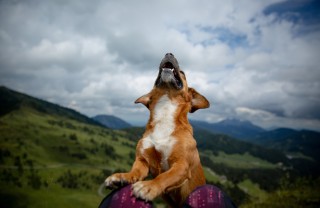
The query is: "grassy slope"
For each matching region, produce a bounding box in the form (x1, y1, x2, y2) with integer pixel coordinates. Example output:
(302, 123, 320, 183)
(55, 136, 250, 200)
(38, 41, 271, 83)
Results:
(202, 150, 277, 169)
(0, 106, 136, 208)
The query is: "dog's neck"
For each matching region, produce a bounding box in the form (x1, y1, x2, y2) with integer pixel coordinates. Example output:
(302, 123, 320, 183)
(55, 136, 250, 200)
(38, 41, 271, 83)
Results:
(146, 91, 192, 134)
(153, 95, 177, 127)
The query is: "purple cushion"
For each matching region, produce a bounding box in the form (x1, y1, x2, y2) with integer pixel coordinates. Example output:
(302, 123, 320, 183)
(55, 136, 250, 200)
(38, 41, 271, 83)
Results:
(99, 185, 152, 208)
(184, 184, 237, 208)
(99, 184, 236, 208)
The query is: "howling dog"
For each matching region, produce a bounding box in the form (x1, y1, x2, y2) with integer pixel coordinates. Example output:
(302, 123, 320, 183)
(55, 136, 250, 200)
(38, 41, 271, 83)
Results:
(105, 53, 210, 207)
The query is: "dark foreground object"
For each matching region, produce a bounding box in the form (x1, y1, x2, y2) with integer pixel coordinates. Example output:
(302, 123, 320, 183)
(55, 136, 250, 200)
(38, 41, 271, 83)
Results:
(99, 184, 237, 208)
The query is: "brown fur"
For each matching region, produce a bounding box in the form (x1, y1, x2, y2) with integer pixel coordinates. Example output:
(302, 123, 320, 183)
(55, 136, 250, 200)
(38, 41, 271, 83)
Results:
(105, 54, 210, 207)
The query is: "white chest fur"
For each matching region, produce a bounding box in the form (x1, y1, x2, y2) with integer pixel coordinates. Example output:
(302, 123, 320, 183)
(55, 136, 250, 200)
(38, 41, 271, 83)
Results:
(141, 95, 177, 171)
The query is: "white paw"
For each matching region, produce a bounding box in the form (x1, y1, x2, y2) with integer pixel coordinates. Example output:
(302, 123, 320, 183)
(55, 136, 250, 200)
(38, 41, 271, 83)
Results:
(105, 174, 126, 189)
(132, 181, 160, 201)
(105, 175, 117, 188)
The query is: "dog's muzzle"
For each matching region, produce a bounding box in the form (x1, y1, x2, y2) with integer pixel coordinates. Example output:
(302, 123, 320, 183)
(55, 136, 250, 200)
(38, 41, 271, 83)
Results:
(155, 53, 183, 90)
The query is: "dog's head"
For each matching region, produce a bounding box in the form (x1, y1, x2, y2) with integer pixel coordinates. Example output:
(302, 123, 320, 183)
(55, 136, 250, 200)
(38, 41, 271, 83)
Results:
(135, 53, 209, 113)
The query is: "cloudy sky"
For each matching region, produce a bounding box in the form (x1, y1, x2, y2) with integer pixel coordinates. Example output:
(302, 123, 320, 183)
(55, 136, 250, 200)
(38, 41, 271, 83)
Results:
(0, 0, 319, 131)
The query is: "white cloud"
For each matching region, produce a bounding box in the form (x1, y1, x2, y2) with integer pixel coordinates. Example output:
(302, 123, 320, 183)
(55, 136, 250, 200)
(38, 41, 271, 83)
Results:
(235, 107, 320, 131)
(0, 0, 319, 130)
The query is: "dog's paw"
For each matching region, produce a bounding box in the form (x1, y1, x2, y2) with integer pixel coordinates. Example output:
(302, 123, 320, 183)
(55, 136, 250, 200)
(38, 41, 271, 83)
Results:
(105, 173, 124, 189)
(132, 180, 162, 201)
(105, 173, 139, 189)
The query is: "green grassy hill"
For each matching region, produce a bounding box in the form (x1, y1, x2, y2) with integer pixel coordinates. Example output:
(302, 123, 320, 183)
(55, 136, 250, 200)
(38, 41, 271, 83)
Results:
(0, 87, 137, 208)
(0, 108, 136, 207)
(0, 86, 102, 126)
(1, 86, 319, 207)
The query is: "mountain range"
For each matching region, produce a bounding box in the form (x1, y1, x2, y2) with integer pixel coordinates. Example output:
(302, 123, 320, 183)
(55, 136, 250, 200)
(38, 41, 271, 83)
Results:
(250, 128, 320, 161)
(1, 85, 319, 162)
(190, 119, 265, 139)
(190, 119, 320, 162)
(1, 86, 319, 207)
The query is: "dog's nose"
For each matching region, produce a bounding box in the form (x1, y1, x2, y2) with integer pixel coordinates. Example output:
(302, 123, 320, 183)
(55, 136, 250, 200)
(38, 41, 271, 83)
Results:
(165, 53, 174, 57)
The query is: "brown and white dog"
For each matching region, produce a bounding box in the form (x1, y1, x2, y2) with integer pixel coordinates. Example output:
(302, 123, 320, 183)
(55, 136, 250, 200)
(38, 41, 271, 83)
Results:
(105, 53, 210, 207)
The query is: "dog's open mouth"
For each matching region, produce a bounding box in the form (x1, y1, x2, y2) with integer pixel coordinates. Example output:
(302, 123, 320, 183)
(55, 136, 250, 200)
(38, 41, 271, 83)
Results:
(155, 54, 183, 90)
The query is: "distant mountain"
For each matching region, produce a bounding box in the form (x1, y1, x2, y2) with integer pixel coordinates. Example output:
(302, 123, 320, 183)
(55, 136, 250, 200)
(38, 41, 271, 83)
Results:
(250, 128, 320, 162)
(92, 114, 132, 129)
(190, 118, 320, 162)
(192, 128, 289, 165)
(0, 86, 102, 127)
(191, 118, 265, 139)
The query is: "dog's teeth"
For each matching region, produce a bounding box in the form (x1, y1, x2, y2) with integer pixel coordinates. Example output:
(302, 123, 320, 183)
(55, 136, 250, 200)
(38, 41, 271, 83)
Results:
(162, 68, 175, 72)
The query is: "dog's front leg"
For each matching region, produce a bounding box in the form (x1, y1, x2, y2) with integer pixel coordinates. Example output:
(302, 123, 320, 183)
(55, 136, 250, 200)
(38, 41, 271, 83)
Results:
(105, 156, 149, 189)
(132, 160, 190, 201)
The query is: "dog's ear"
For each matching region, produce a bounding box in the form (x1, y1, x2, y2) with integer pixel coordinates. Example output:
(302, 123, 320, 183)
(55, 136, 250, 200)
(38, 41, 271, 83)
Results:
(135, 93, 151, 109)
(188, 88, 210, 113)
